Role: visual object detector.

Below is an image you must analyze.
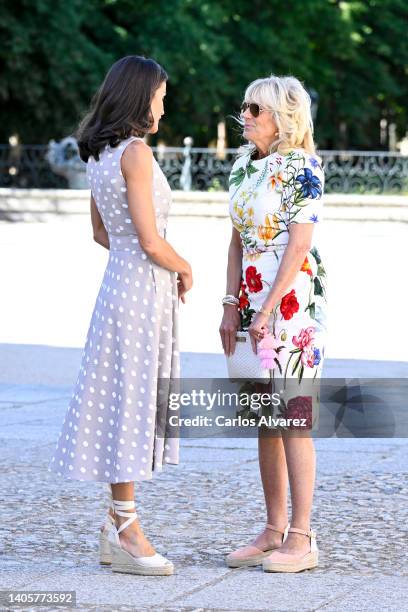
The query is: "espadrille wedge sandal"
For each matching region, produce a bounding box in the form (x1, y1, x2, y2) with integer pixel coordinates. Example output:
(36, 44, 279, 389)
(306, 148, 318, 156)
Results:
(107, 499, 174, 576)
(262, 526, 318, 573)
(99, 509, 115, 565)
(226, 523, 290, 568)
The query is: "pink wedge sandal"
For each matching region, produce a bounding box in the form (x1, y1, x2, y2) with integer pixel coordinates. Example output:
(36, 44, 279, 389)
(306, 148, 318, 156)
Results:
(226, 523, 290, 568)
(262, 526, 318, 573)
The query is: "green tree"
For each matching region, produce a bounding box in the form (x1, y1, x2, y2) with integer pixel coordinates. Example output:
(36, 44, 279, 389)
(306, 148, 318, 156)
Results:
(343, 0, 408, 148)
(0, 0, 115, 142)
(101, 0, 235, 145)
(0, 0, 407, 149)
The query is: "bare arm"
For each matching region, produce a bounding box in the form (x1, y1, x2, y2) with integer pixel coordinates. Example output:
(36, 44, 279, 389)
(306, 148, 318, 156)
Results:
(247, 223, 314, 353)
(90, 194, 110, 250)
(262, 223, 313, 312)
(225, 226, 243, 297)
(248, 153, 324, 353)
(121, 141, 191, 276)
(219, 226, 242, 356)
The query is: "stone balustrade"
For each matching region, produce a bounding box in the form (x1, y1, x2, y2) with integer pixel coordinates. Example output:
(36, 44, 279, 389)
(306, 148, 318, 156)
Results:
(0, 188, 407, 222)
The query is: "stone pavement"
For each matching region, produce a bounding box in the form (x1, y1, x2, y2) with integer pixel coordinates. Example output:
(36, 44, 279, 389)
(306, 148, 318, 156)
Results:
(1, 348, 407, 612)
(1, 214, 408, 609)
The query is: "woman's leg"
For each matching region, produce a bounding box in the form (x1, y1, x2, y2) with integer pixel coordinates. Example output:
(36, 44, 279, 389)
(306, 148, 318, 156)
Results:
(250, 429, 289, 550)
(109, 482, 156, 557)
(277, 434, 316, 555)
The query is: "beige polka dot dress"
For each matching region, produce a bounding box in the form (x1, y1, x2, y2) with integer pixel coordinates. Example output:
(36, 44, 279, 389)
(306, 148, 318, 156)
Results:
(48, 136, 180, 483)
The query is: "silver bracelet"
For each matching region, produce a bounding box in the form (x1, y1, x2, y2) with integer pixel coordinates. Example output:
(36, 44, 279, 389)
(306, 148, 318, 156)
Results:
(222, 294, 239, 305)
(222, 293, 239, 304)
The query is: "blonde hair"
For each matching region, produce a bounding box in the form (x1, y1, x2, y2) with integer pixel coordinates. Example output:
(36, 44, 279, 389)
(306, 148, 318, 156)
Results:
(238, 74, 318, 159)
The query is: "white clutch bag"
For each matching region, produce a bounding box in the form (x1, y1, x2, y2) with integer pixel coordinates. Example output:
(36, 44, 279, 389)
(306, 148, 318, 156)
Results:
(226, 331, 272, 382)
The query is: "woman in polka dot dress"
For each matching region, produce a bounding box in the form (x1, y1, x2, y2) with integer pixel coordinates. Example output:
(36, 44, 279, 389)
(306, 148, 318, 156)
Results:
(48, 56, 192, 575)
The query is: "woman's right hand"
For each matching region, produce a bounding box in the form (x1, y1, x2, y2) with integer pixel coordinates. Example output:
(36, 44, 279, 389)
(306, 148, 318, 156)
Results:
(177, 264, 193, 303)
(219, 305, 241, 356)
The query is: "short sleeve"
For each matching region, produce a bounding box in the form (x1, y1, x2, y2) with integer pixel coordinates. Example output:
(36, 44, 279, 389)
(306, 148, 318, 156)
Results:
(285, 153, 324, 225)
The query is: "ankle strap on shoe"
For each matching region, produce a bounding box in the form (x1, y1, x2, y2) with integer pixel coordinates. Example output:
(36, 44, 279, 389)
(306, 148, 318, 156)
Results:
(265, 523, 287, 536)
(288, 527, 316, 538)
(112, 499, 138, 535)
(112, 499, 136, 512)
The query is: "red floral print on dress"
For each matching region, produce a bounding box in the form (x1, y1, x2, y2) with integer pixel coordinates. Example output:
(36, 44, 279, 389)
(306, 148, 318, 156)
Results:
(239, 281, 249, 309)
(284, 396, 313, 429)
(245, 266, 263, 293)
(280, 289, 300, 320)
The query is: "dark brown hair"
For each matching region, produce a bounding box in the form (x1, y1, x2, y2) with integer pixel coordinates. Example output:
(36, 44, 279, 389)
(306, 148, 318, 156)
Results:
(77, 55, 168, 162)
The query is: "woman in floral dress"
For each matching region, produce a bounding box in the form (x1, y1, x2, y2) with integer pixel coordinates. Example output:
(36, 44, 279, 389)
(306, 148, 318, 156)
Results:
(220, 75, 327, 573)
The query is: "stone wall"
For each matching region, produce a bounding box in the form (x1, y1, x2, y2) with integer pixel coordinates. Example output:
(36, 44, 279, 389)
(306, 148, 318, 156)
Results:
(0, 188, 407, 222)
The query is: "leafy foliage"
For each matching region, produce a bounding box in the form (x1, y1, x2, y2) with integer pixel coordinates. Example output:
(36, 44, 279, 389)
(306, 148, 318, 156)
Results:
(0, 0, 407, 148)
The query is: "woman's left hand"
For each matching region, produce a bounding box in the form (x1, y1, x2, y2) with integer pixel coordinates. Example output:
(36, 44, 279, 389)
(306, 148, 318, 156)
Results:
(248, 312, 270, 354)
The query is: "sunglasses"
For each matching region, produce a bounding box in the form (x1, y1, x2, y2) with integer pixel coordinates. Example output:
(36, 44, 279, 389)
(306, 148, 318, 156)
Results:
(240, 101, 270, 118)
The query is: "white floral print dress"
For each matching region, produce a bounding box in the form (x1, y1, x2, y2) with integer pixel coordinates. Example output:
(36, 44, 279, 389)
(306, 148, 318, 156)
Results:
(228, 148, 328, 423)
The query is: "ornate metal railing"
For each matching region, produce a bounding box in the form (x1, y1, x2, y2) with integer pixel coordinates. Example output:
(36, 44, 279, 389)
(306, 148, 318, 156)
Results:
(154, 144, 237, 191)
(321, 150, 408, 194)
(0, 145, 68, 188)
(1, 143, 407, 193)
